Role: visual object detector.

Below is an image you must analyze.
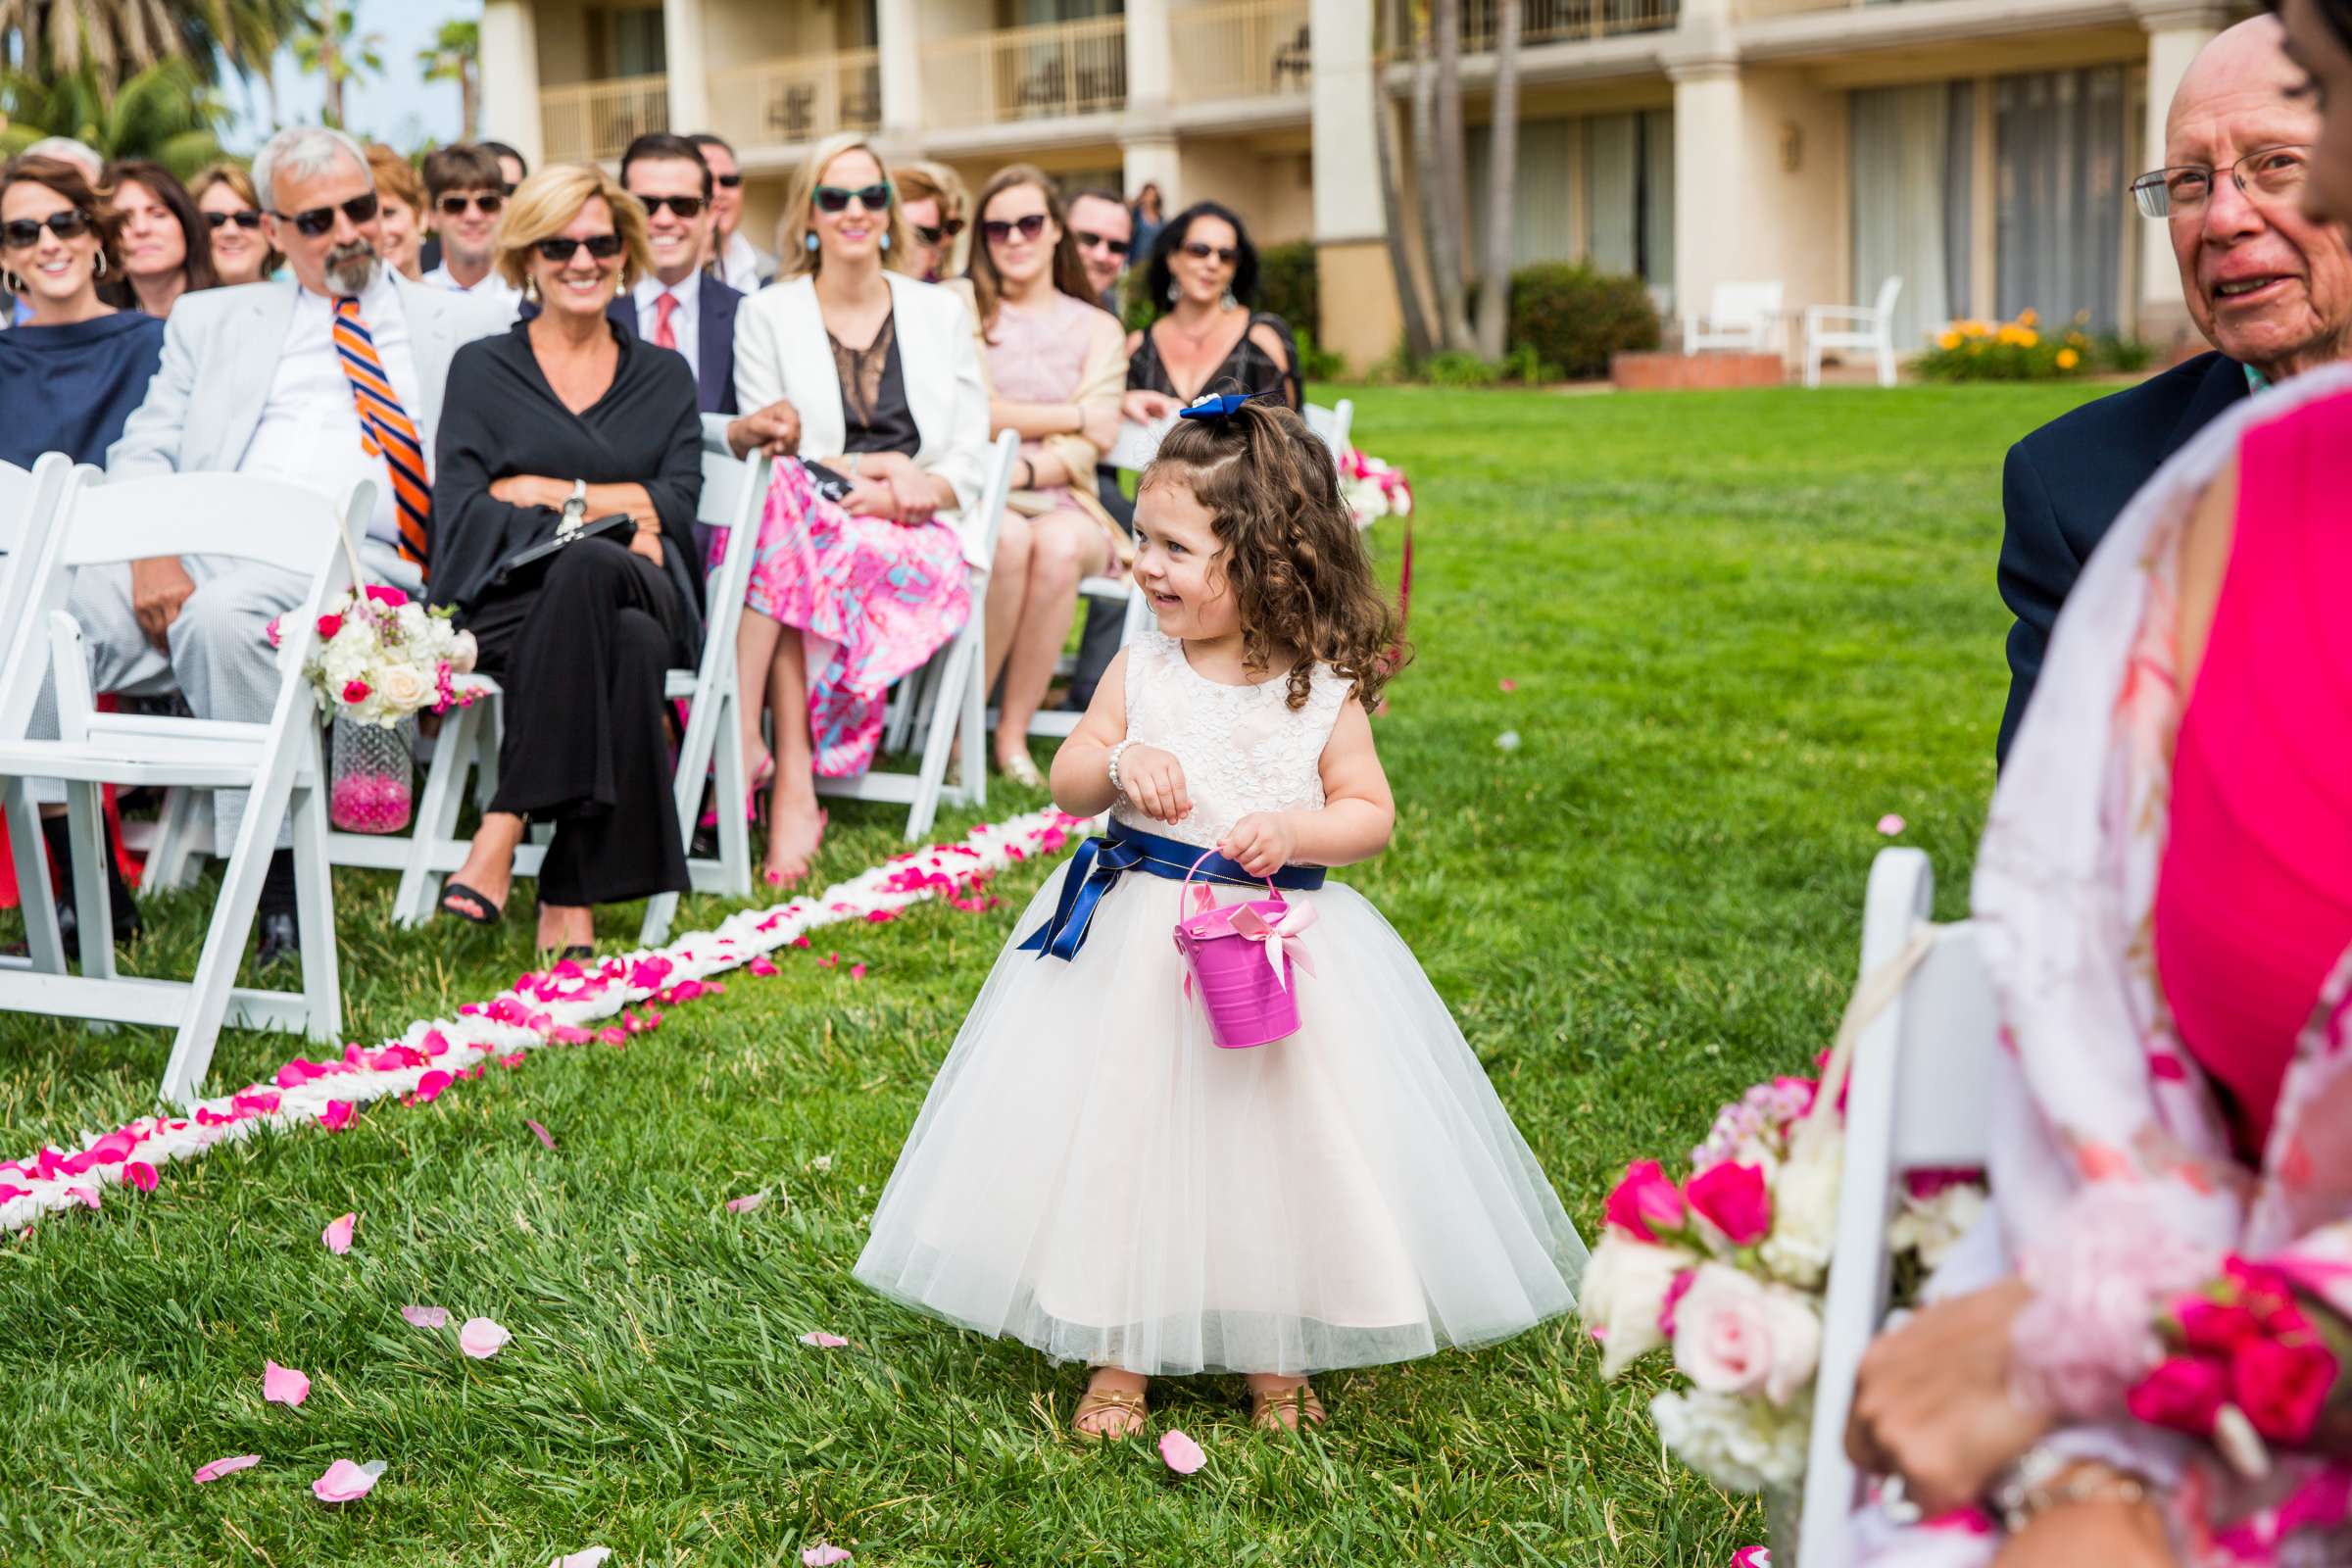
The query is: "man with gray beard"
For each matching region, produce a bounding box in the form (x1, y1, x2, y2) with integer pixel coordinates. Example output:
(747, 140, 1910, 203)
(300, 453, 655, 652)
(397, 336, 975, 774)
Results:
(73, 124, 511, 966)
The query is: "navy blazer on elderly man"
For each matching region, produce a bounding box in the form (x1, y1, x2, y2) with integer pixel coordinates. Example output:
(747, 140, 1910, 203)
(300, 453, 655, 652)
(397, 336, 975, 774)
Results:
(601, 274, 744, 416)
(1994, 350, 2251, 764)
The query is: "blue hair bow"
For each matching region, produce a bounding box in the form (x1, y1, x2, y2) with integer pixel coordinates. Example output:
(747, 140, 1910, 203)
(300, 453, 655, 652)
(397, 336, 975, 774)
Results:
(1178, 390, 1278, 420)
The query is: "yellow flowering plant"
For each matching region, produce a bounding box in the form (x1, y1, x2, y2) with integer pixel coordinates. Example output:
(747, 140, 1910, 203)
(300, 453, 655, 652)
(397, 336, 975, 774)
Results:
(1920, 309, 2142, 381)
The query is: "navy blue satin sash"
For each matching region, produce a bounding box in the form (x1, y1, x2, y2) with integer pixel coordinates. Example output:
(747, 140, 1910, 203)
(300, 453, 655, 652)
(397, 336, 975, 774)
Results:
(1017, 819, 1326, 961)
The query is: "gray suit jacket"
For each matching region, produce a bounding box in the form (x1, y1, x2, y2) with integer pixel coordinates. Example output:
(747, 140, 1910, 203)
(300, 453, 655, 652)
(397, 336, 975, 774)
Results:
(107, 274, 514, 482)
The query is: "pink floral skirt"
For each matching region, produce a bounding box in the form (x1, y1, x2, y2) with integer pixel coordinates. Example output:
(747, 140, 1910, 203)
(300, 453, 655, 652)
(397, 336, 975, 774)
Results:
(712, 460, 970, 777)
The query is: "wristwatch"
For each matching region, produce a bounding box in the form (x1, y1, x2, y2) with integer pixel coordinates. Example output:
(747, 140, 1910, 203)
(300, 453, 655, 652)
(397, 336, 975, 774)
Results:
(559, 477, 588, 535)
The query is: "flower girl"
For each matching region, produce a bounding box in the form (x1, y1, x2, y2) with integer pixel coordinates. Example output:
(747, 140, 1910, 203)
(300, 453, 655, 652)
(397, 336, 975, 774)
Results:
(855, 394, 1587, 1437)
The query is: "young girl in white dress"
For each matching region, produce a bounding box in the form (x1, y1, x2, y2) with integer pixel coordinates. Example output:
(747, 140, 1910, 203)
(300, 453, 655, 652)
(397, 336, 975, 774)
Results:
(855, 395, 1587, 1437)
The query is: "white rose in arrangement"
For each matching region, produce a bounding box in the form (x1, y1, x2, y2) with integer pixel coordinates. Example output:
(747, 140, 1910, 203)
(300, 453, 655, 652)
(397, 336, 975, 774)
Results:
(1581, 1232, 1694, 1381)
(1758, 1123, 1840, 1290)
(1649, 1386, 1810, 1494)
(395, 602, 431, 640)
(374, 663, 431, 712)
(1889, 1182, 1988, 1275)
(1671, 1264, 1822, 1407)
(447, 629, 479, 674)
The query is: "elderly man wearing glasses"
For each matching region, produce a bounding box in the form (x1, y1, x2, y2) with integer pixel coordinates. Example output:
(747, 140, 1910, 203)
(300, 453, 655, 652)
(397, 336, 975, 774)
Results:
(1996, 13, 2352, 762)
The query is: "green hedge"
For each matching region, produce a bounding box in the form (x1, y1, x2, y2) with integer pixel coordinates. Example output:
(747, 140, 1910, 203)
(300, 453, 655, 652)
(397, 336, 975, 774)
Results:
(1507, 263, 1661, 380)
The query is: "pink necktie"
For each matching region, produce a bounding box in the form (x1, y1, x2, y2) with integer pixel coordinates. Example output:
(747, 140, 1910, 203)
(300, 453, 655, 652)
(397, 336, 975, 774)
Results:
(654, 291, 679, 351)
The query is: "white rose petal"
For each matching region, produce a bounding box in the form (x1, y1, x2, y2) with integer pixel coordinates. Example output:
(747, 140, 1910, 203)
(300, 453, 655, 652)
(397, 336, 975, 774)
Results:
(1579, 1232, 1692, 1381)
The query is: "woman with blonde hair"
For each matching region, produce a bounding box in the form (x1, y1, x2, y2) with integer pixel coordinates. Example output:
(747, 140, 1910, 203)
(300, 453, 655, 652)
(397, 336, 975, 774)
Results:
(363, 143, 428, 281)
(718, 132, 990, 886)
(951, 164, 1129, 783)
(189, 163, 277, 285)
(893, 160, 967, 283)
(429, 164, 705, 957)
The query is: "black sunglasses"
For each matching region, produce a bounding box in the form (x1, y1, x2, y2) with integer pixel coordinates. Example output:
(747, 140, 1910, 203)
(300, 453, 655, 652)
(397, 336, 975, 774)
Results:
(1180, 240, 1238, 265)
(813, 182, 891, 214)
(635, 193, 706, 219)
(271, 192, 379, 237)
(1073, 229, 1130, 257)
(533, 233, 624, 264)
(437, 192, 505, 218)
(982, 213, 1050, 244)
(714, 172, 744, 188)
(1, 209, 91, 250)
(205, 209, 264, 231)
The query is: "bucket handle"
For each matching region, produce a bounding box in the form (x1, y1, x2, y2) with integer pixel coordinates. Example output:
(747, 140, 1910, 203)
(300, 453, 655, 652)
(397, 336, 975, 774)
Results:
(1181, 848, 1281, 916)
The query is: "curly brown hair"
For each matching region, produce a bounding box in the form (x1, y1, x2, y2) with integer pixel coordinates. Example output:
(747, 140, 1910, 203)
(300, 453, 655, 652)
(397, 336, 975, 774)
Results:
(1142, 397, 1404, 711)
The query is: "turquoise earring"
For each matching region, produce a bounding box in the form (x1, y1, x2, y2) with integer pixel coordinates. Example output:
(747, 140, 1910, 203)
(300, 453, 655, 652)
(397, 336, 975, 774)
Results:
(806, 232, 820, 253)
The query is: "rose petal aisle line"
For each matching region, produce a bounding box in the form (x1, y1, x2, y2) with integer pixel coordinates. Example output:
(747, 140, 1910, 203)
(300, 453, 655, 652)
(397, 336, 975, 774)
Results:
(0, 808, 1088, 1232)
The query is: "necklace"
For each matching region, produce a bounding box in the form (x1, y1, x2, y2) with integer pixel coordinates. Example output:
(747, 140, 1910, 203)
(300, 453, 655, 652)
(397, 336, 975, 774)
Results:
(1166, 307, 1231, 348)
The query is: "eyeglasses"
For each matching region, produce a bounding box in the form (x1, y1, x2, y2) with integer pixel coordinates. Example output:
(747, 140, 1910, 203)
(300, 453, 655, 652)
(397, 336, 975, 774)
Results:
(635, 193, 706, 219)
(813, 182, 891, 215)
(437, 192, 506, 218)
(2131, 144, 2313, 218)
(1, 210, 91, 250)
(271, 192, 380, 238)
(1180, 240, 1238, 266)
(205, 209, 264, 231)
(714, 172, 744, 188)
(982, 213, 1049, 244)
(1073, 229, 1130, 257)
(533, 234, 624, 264)
(910, 217, 966, 247)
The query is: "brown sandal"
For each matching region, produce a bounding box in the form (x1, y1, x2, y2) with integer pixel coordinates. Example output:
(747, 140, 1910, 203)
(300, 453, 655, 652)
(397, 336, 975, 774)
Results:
(1072, 1381, 1150, 1441)
(1249, 1381, 1327, 1433)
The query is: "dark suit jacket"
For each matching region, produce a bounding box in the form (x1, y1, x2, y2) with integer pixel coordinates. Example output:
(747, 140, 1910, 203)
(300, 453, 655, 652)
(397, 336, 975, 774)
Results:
(1996, 351, 2250, 763)
(602, 275, 744, 416)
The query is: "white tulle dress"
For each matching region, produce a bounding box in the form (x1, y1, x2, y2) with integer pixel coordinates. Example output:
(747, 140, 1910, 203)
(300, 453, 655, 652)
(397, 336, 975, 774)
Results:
(854, 623, 1589, 1376)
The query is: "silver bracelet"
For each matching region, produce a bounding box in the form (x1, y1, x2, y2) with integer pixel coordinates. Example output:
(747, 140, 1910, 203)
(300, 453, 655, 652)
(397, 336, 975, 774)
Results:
(1989, 1448, 2151, 1535)
(1105, 739, 1138, 794)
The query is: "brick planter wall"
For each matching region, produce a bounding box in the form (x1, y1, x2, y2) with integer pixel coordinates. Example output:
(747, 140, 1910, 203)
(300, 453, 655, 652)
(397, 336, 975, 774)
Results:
(1610, 352, 1787, 391)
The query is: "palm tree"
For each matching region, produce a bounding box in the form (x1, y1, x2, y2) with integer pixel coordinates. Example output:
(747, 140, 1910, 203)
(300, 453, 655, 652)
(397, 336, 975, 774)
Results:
(0, 58, 231, 178)
(418, 18, 479, 142)
(291, 0, 386, 130)
(1474, 0, 1520, 360)
(0, 0, 294, 94)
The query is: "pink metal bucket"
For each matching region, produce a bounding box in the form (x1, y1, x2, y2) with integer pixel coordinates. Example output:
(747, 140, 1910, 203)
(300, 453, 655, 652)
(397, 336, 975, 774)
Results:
(1172, 851, 1317, 1050)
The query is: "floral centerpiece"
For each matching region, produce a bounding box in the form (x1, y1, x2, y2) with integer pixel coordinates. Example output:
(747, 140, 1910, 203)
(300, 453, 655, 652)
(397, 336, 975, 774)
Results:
(1581, 1064, 1986, 1524)
(1340, 448, 1412, 530)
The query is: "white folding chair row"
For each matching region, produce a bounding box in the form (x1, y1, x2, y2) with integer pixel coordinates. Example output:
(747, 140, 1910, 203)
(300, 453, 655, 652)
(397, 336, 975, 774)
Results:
(388, 416, 770, 949)
(0, 469, 367, 1106)
(1798, 847, 2002, 1565)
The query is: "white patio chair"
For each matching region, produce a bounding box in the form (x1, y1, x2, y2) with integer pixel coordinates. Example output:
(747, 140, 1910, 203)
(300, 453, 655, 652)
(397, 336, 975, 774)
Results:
(0, 471, 365, 1106)
(387, 416, 770, 948)
(1804, 275, 1906, 390)
(1797, 847, 2002, 1565)
(1682, 281, 1785, 356)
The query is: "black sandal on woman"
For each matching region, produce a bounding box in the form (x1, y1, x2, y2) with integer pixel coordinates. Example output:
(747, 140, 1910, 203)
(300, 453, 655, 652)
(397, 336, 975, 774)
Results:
(438, 882, 506, 925)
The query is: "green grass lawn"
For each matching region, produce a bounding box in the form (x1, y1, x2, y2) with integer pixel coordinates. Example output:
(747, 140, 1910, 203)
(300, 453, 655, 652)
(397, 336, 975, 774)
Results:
(0, 380, 2109, 1565)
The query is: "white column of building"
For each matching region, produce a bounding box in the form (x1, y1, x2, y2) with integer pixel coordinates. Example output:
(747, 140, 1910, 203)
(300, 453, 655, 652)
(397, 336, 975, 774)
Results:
(878, 0, 925, 150)
(1308, 0, 1396, 370)
(2133, 0, 2231, 346)
(1123, 0, 1181, 219)
(1667, 56, 1744, 337)
(478, 0, 544, 170)
(663, 0, 711, 137)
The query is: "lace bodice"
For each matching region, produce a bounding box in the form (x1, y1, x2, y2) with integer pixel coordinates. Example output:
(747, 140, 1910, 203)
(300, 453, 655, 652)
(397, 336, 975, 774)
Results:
(1111, 622, 1350, 848)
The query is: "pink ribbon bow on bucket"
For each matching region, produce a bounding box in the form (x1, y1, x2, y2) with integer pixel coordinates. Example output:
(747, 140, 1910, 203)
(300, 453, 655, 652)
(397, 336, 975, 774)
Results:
(1227, 900, 1318, 991)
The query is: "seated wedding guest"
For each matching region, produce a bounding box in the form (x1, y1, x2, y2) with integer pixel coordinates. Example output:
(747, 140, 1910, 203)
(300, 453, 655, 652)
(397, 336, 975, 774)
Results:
(103, 160, 217, 318)
(12, 140, 100, 327)
(894, 161, 967, 285)
(1063, 186, 1139, 711)
(1068, 188, 1133, 315)
(688, 133, 772, 293)
(617, 132, 741, 416)
(951, 165, 1128, 783)
(1123, 202, 1299, 429)
(191, 165, 276, 287)
(479, 141, 528, 192)
(729, 131, 987, 885)
(429, 164, 704, 956)
(88, 124, 512, 968)
(421, 143, 520, 310)
(1847, 8, 2352, 1562)
(1996, 12, 2352, 762)
(365, 143, 428, 281)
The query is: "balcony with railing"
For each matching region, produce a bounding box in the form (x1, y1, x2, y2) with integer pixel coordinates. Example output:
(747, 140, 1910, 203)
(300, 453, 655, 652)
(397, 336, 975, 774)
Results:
(1443, 0, 1682, 48)
(540, 75, 669, 166)
(1171, 0, 1314, 103)
(918, 16, 1129, 131)
(708, 49, 883, 152)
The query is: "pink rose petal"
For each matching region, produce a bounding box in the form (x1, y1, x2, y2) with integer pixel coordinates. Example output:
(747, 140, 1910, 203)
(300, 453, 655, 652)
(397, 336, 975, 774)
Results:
(553, 1551, 613, 1568)
(1159, 1428, 1207, 1474)
(799, 1331, 849, 1348)
(1498, 678, 1518, 692)
(401, 1304, 450, 1329)
(193, 1453, 261, 1484)
(124, 1161, 158, 1193)
(802, 1546, 854, 1567)
(264, 1358, 311, 1407)
(849, 963, 867, 981)
(66, 1185, 99, 1209)
(458, 1316, 512, 1358)
(319, 1101, 354, 1131)
(524, 1118, 557, 1151)
(1876, 814, 1906, 836)
(322, 1211, 356, 1254)
(311, 1457, 384, 1502)
(726, 1193, 764, 1214)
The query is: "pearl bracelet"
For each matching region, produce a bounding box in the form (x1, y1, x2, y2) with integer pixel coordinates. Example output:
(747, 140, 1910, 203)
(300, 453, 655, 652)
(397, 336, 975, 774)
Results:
(1106, 739, 1138, 794)
(1990, 1450, 2150, 1536)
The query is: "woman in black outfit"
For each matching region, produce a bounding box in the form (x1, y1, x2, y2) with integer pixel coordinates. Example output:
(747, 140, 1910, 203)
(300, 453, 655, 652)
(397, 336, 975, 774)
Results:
(1121, 201, 1300, 424)
(429, 164, 704, 956)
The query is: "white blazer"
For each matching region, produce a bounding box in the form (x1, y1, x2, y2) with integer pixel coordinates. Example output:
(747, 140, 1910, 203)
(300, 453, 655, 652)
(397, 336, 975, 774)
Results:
(107, 273, 514, 483)
(732, 271, 993, 566)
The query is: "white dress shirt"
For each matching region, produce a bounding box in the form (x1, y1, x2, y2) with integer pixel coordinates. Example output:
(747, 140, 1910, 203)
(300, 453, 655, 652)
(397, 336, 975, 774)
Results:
(422, 262, 522, 313)
(717, 231, 768, 295)
(633, 269, 702, 382)
(237, 270, 425, 548)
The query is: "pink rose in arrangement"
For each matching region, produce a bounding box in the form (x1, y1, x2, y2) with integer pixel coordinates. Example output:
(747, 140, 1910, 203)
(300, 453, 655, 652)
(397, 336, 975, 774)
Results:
(2231, 1338, 2337, 1445)
(1580, 1232, 1693, 1380)
(317, 612, 343, 641)
(2177, 1298, 2264, 1357)
(1671, 1264, 1821, 1407)
(341, 678, 370, 705)
(1686, 1161, 1772, 1247)
(363, 584, 408, 608)
(1604, 1159, 1688, 1242)
(2224, 1258, 2304, 1333)
(2126, 1354, 2229, 1436)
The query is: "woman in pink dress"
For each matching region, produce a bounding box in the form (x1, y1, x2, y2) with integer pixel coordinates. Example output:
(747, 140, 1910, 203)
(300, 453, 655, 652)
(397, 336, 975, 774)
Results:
(952, 165, 1130, 785)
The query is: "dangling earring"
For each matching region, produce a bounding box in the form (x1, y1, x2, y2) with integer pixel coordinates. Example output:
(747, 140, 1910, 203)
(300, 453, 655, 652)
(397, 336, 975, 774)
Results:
(0, 269, 19, 297)
(92, 250, 108, 279)
(806, 231, 820, 253)
(1165, 278, 1179, 303)
(1220, 288, 1237, 312)
(879, 231, 891, 252)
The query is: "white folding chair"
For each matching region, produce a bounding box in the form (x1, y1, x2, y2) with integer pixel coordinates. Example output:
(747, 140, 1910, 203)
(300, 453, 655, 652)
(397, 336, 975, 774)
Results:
(0, 455, 74, 633)
(0, 471, 364, 1106)
(391, 416, 769, 946)
(1798, 847, 2002, 1564)
(1805, 275, 1906, 390)
(1304, 398, 1354, 457)
(1683, 281, 1785, 356)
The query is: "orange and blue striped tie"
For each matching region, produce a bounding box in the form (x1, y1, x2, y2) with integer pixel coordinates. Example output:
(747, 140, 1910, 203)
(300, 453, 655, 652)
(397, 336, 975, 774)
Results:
(331, 296, 431, 572)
